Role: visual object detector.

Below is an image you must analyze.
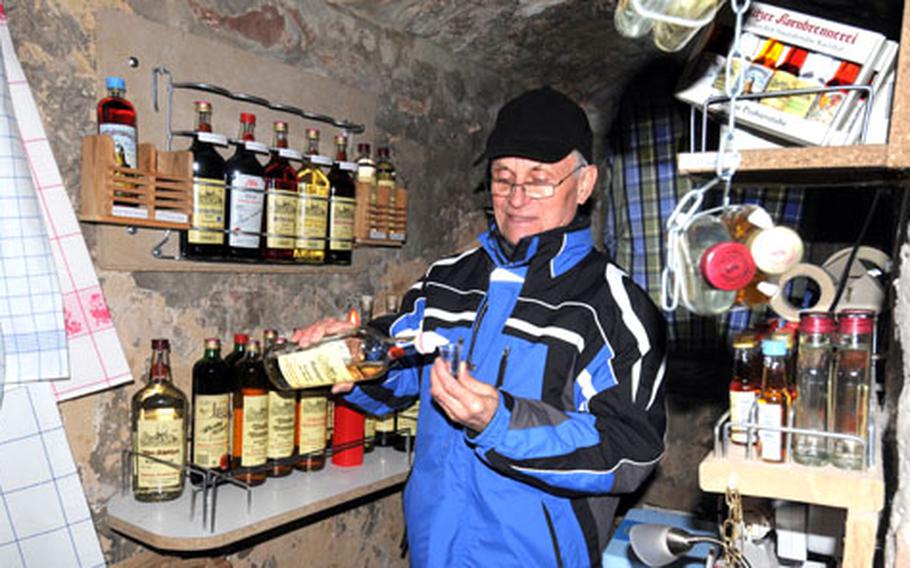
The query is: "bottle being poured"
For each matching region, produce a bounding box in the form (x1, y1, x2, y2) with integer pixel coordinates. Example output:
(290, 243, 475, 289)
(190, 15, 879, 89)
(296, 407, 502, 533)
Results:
(264, 307, 448, 391)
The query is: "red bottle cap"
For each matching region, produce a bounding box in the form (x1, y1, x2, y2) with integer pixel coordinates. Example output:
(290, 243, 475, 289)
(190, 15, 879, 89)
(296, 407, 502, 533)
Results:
(838, 310, 875, 335)
(233, 333, 249, 344)
(700, 242, 756, 291)
(799, 312, 835, 334)
(151, 338, 169, 349)
(239, 112, 256, 124)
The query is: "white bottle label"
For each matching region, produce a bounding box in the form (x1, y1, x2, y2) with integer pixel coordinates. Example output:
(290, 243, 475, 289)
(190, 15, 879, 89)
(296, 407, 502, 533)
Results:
(277, 340, 355, 388)
(758, 401, 784, 461)
(267, 391, 296, 459)
(228, 173, 265, 248)
(192, 394, 230, 468)
(100, 123, 137, 168)
(729, 390, 757, 444)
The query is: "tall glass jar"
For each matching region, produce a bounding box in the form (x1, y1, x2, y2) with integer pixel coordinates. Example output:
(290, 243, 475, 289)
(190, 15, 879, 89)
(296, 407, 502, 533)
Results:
(793, 312, 835, 466)
(830, 310, 874, 470)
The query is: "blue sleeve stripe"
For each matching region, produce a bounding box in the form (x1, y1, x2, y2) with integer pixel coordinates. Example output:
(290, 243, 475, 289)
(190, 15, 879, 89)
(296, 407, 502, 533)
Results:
(499, 412, 601, 460)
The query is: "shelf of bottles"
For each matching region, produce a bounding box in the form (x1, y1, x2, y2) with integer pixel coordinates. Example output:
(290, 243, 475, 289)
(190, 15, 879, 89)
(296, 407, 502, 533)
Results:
(82, 69, 407, 270)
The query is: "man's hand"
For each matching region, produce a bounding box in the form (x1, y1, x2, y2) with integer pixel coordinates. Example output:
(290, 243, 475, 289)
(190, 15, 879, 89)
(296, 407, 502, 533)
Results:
(290, 318, 357, 395)
(429, 357, 499, 432)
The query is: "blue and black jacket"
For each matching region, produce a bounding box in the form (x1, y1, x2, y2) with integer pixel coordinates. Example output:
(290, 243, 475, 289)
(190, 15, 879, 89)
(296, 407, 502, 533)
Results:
(345, 215, 668, 567)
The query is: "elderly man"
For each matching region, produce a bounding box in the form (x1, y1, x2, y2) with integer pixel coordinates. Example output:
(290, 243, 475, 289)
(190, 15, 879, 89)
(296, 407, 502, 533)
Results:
(294, 86, 667, 567)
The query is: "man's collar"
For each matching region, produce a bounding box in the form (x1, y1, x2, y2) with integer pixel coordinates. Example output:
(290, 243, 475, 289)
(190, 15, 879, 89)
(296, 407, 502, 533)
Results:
(479, 215, 593, 277)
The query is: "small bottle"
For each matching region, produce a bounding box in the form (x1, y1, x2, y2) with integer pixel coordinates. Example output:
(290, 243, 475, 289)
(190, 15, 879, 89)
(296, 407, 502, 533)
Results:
(793, 312, 836, 466)
(266, 337, 297, 477)
(746, 225, 804, 277)
(325, 133, 357, 265)
(393, 401, 420, 452)
(762, 48, 809, 111)
(131, 339, 188, 502)
(613, 0, 670, 38)
(652, 0, 720, 53)
(757, 339, 791, 463)
(830, 310, 874, 470)
(359, 295, 376, 452)
(182, 100, 227, 259)
(376, 147, 399, 242)
(262, 121, 298, 261)
(721, 205, 778, 307)
(729, 333, 761, 445)
(295, 129, 331, 264)
(807, 61, 862, 125)
(373, 413, 398, 447)
(675, 214, 748, 315)
(231, 340, 269, 486)
(190, 338, 231, 485)
(771, 327, 799, 401)
(263, 327, 421, 390)
(225, 113, 267, 259)
(743, 39, 785, 94)
(98, 76, 137, 169)
(356, 143, 383, 240)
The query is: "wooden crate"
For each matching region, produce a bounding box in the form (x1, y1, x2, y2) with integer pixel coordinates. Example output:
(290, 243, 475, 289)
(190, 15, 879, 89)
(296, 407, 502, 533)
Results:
(354, 181, 407, 247)
(80, 134, 192, 229)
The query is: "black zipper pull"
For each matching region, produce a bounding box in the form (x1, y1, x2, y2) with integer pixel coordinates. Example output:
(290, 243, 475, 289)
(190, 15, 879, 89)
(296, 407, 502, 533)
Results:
(494, 347, 510, 388)
(465, 301, 489, 371)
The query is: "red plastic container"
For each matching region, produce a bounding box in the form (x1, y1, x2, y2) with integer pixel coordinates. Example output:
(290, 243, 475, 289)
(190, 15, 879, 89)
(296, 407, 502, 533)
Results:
(332, 400, 364, 467)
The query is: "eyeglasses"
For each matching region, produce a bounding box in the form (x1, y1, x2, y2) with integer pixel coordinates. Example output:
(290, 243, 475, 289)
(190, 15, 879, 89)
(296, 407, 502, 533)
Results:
(489, 164, 585, 200)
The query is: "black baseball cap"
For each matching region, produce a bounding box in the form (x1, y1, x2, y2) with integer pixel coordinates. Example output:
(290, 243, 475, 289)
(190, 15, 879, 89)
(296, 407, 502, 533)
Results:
(478, 86, 593, 165)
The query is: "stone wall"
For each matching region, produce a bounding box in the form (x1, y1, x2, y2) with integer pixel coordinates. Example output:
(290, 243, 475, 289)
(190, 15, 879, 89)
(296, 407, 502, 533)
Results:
(10, 1, 516, 564)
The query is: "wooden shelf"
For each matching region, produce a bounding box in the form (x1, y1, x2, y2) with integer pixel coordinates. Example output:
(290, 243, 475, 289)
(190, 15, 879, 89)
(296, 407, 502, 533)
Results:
(107, 447, 410, 551)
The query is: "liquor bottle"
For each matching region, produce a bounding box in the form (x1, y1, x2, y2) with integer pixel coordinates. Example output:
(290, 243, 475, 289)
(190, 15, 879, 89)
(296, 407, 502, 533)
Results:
(262, 121, 298, 262)
(225, 113, 267, 260)
(393, 400, 420, 452)
(652, 0, 720, 53)
(830, 310, 874, 470)
(771, 327, 798, 401)
(190, 338, 231, 486)
(182, 101, 228, 259)
(373, 413, 397, 447)
(807, 60, 861, 125)
(231, 340, 269, 486)
(266, 337, 297, 477)
(745, 225, 804, 277)
(743, 39, 785, 94)
(224, 333, 249, 371)
(131, 339, 188, 502)
(762, 48, 808, 112)
(756, 339, 791, 463)
(721, 205, 777, 306)
(263, 327, 423, 390)
(294, 129, 331, 264)
(793, 312, 836, 466)
(326, 396, 335, 448)
(359, 294, 376, 452)
(296, 388, 328, 471)
(613, 0, 670, 39)
(376, 147, 398, 242)
(263, 328, 279, 349)
(97, 76, 137, 169)
(356, 143, 383, 240)
(325, 133, 357, 265)
(729, 333, 760, 445)
(675, 214, 743, 315)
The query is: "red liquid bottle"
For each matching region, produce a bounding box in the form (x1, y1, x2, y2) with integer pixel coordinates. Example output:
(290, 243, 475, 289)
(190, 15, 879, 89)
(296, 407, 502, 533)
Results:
(325, 133, 356, 265)
(182, 101, 227, 259)
(261, 121, 298, 261)
(97, 76, 137, 169)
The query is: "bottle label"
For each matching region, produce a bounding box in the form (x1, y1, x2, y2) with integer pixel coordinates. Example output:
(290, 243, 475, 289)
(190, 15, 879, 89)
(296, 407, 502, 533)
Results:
(397, 402, 419, 436)
(295, 192, 329, 251)
(136, 409, 184, 489)
(228, 173, 265, 249)
(757, 401, 784, 461)
(729, 389, 757, 444)
(100, 123, 137, 169)
(192, 394, 230, 469)
(197, 132, 228, 146)
(743, 65, 774, 94)
(189, 177, 226, 245)
(329, 196, 355, 251)
(326, 400, 334, 438)
(277, 340, 355, 388)
(267, 391, 296, 459)
(357, 167, 376, 184)
(297, 396, 327, 454)
(375, 414, 395, 433)
(266, 189, 297, 250)
(807, 91, 847, 125)
(240, 394, 269, 467)
(364, 416, 376, 438)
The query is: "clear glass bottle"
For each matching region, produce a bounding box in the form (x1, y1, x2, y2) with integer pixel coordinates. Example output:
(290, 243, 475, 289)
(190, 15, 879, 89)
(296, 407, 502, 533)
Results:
(652, 0, 719, 53)
(614, 0, 670, 38)
(830, 310, 874, 470)
(190, 338, 231, 485)
(757, 339, 790, 463)
(676, 214, 742, 315)
(729, 333, 761, 445)
(132, 339, 188, 502)
(231, 340, 269, 486)
(793, 312, 836, 466)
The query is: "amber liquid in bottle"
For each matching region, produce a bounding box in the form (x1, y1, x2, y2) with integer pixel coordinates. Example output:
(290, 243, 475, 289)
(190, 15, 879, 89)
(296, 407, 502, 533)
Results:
(729, 334, 760, 445)
(295, 129, 330, 264)
(296, 389, 328, 471)
(262, 122, 297, 261)
(325, 133, 356, 265)
(131, 339, 188, 502)
(757, 341, 791, 463)
(190, 338, 231, 486)
(182, 101, 227, 259)
(231, 340, 269, 486)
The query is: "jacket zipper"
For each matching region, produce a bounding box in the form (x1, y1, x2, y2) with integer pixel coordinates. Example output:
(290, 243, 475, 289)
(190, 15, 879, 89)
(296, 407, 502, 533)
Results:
(541, 502, 564, 568)
(465, 300, 489, 370)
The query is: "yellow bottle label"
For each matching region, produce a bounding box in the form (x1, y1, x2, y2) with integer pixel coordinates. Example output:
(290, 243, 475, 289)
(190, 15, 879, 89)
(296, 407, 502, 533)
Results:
(276, 340, 355, 388)
(188, 177, 226, 245)
(326, 399, 334, 438)
(267, 391, 296, 459)
(375, 414, 395, 433)
(295, 193, 328, 251)
(266, 190, 298, 250)
(192, 394, 230, 468)
(297, 396, 327, 454)
(762, 73, 816, 116)
(329, 196, 355, 251)
(364, 416, 376, 438)
(398, 402, 419, 435)
(241, 394, 269, 467)
(136, 409, 185, 489)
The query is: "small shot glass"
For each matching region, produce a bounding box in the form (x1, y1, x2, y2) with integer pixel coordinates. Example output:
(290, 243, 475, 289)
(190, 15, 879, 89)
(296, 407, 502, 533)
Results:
(437, 339, 463, 376)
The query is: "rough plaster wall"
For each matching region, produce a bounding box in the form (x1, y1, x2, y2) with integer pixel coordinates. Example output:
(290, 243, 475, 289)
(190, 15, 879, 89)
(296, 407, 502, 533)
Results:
(10, 0, 515, 564)
(888, 241, 910, 567)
